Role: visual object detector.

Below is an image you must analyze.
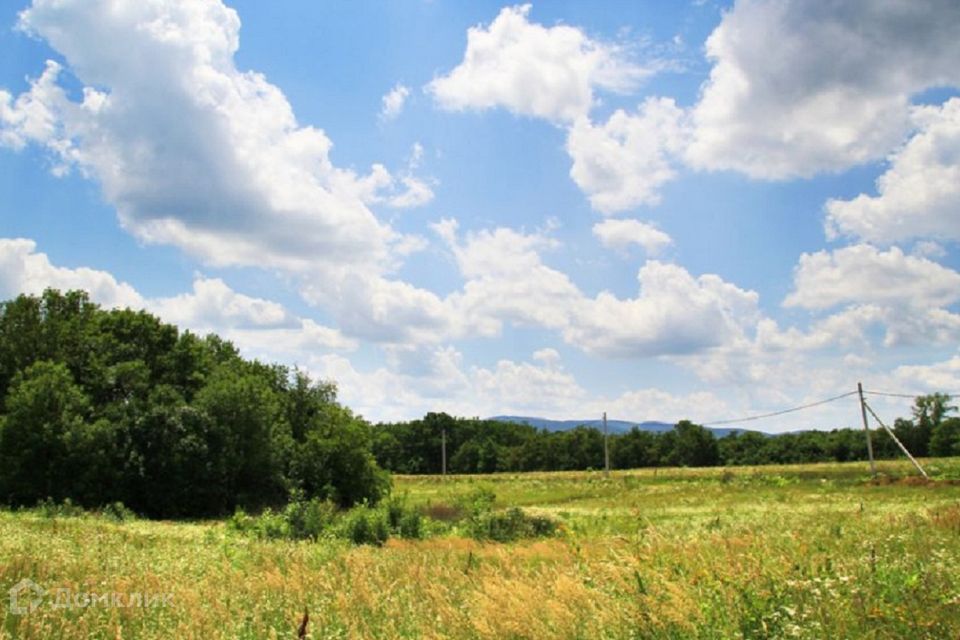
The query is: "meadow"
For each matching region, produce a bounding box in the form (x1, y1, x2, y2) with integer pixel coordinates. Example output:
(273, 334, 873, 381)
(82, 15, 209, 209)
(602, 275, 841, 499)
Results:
(2, 459, 960, 639)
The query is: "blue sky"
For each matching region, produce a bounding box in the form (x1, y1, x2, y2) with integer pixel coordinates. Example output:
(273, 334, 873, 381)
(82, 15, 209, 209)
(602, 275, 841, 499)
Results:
(1, 0, 959, 431)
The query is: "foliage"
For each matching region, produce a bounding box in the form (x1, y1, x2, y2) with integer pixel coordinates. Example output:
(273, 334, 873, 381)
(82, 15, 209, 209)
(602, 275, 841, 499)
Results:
(459, 487, 558, 542)
(0, 289, 389, 517)
(374, 396, 959, 477)
(4, 459, 960, 638)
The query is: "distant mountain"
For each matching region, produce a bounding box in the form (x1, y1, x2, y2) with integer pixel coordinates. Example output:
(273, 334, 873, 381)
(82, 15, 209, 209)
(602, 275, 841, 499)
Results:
(489, 415, 757, 438)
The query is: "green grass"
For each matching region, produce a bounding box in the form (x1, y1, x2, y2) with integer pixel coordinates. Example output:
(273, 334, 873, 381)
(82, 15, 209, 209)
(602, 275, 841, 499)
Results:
(2, 459, 960, 638)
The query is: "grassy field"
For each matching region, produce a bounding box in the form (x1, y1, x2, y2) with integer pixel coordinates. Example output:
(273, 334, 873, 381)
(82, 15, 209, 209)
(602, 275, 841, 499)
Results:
(2, 459, 960, 639)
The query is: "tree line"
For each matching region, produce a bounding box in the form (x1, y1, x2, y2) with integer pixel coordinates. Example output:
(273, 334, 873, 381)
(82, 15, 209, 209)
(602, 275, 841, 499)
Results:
(0, 289, 388, 518)
(373, 396, 960, 474)
(2, 289, 957, 520)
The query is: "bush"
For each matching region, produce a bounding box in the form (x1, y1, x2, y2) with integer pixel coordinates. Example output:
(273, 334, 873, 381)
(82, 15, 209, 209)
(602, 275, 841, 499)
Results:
(459, 487, 557, 542)
(35, 497, 85, 519)
(101, 501, 136, 522)
(468, 507, 558, 542)
(283, 496, 337, 540)
(384, 495, 423, 539)
(340, 507, 389, 546)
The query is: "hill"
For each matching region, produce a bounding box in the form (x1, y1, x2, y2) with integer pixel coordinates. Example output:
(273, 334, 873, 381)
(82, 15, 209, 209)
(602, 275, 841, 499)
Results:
(489, 415, 754, 438)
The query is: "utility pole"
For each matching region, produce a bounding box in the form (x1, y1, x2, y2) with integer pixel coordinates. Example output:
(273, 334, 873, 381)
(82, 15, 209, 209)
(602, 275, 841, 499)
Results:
(603, 411, 610, 477)
(862, 399, 928, 479)
(858, 382, 877, 478)
(441, 427, 447, 477)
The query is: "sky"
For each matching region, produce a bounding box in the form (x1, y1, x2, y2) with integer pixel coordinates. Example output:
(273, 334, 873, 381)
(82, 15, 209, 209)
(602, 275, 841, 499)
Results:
(1, 0, 959, 432)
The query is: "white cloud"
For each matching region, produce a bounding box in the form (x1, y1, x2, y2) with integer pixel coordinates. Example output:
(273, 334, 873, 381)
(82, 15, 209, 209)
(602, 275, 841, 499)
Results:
(309, 347, 587, 422)
(895, 354, 960, 394)
(436, 221, 761, 358)
(592, 218, 672, 255)
(825, 98, 960, 244)
(427, 4, 649, 124)
(565, 261, 760, 358)
(0, 2, 427, 273)
(0, 0, 447, 345)
(310, 346, 738, 424)
(0, 238, 144, 308)
(784, 245, 960, 310)
(686, 0, 960, 179)
(380, 83, 410, 121)
(567, 97, 688, 212)
(0, 237, 355, 359)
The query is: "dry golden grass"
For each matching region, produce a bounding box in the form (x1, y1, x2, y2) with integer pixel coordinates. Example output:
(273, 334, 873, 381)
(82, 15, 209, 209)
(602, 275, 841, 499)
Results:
(2, 458, 960, 638)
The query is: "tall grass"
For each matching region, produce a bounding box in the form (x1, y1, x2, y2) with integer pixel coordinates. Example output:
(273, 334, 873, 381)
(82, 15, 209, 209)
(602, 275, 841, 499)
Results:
(1, 458, 959, 638)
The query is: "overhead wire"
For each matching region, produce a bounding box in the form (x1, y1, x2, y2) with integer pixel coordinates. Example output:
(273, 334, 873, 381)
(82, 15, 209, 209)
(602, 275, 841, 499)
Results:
(686, 388, 955, 428)
(865, 389, 959, 400)
(703, 391, 858, 426)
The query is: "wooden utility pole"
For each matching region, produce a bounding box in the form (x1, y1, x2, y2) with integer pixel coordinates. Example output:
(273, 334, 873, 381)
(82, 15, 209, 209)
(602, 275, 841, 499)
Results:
(603, 411, 610, 477)
(441, 428, 447, 476)
(858, 382, 877, 478)
(862, 400, 929, 479)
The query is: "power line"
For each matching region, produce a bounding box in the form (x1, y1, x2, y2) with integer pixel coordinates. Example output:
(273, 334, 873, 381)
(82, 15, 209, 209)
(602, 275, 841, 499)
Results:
(865, 389, 959, 400)
(703, 391, 859, 426)
(863, 390, 917, 399)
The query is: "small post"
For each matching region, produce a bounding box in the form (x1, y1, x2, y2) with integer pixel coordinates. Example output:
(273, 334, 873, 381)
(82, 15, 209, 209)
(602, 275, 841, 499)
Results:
(441, 427, 447, 477)
(603, 411, 610, 477)
(858, 382, 877, 478)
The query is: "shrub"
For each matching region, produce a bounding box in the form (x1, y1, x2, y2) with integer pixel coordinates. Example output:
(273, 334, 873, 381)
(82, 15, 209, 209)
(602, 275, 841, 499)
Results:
(459, 487, 558, 542)
(36, 497, 85, 519)
(468, 507, 558, 542)
(340, 507, 389, 546)
(384, 495, 423, 539)
(101, 501, 136, 522)
(283, 494, 337, 540)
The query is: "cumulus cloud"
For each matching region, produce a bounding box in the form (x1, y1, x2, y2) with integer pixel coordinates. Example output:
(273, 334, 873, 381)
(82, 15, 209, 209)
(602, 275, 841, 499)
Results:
(777, 245, 960, 349)
(567, 98, 688, 212)
(0, 0, 447, 345)
(592, 218, 672, 255)
(0, 1, 437, 273)
(436, 220, 761, 358)
(427, 2, 960, 213)
(148, 277, 294, 330)
(565, 261, 760, 358)
(825, 98, 960, 244)
(784, 245, 960, 310)
(427, 4, 649, 124)
(380, 83, 410, 121)
(311, 346, 738, 424)
(0, 237, 355, 358)
(686, 0, 960, 179)
(0, 238, 144, 308)
(895, 354, 960, 393)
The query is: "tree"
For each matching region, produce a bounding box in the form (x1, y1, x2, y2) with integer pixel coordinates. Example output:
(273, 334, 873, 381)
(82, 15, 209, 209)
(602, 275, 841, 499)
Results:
(612, 428, 659, 469)
(193, 362, 290, 510)
(895, 394, 957, 457)
(0, 361, 96, 504)
(289, 403, 389, 507)
(670, 420, 719, 467)
(930, 417, 960, 457)
(120, 386, 228, 517)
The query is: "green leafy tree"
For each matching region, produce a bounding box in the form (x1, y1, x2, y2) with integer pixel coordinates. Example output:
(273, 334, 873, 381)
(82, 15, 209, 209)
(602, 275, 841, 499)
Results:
(895, 394, 957, 457)
(289, 403, 389, 507)
(670, 420, 719, 467)
(120, 386, 228, 517)
(930, 417, 960, 457)
(193, 362, 290, 510)
(0, 361, 96, 504)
